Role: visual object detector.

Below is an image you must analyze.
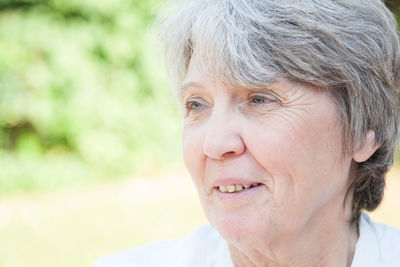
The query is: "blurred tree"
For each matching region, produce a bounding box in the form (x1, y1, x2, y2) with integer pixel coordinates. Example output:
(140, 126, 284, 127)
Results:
(1, 0, 399, 195)
(0, 0, 181, 195)
(385, 0, 400, 17)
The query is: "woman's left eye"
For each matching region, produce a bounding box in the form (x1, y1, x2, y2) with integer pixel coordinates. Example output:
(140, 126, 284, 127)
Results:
(186, 100, 203, 111)
(250, 95, 272, 105)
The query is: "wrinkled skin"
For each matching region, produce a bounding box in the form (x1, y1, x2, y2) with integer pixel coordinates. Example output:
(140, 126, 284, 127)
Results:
(180, 61, 376, 266)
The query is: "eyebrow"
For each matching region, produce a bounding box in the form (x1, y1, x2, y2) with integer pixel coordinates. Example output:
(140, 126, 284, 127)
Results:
(179, 81, 205, 99)
(180, 81, 204, 92)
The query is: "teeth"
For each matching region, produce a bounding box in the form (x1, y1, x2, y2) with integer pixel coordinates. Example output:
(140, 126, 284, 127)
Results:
(218, 183, 258, 193)
(235, 184, 243, 191)
(219, 185, 228, 192)
(227, 185, 236, 193)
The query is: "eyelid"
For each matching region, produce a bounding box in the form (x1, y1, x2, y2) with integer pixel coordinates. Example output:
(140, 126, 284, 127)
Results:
(184, 96, 209, 112)
(248, 91, 281, 102)
(185, 96, 207, 105)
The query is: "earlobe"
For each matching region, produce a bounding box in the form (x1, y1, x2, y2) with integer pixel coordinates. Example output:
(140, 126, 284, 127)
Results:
(352, 130, 380, 163)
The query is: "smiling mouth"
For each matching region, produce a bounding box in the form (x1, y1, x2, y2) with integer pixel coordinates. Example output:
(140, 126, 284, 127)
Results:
(217, 183, 262, 193)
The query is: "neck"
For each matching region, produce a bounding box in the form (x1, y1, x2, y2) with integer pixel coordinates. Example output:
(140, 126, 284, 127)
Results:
(229, 209, 359, 267)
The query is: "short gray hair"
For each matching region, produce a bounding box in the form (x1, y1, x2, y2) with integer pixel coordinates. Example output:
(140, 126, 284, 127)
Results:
(157, 0, 400, 222)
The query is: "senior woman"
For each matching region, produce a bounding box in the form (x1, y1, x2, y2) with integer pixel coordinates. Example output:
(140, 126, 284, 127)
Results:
(94, 0, 400, 266)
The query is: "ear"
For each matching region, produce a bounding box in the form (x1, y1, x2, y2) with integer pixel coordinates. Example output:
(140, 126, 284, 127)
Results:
(352, 130, 380, 163)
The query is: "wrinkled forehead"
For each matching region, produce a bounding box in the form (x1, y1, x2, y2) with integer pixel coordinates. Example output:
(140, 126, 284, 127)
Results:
(181, 52, 329, 103)
(181, 45, 280, 94)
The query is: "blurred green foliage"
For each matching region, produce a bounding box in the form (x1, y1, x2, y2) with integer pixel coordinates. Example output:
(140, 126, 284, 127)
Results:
(1, 1, 400, 196)
(0, 0, 182, 195)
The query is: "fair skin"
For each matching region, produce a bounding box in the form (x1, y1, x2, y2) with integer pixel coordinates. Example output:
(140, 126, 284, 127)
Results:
(180, 60, 378, 267)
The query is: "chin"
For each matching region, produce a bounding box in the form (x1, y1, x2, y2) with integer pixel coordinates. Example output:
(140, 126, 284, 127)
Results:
(211, 213, 266, 246)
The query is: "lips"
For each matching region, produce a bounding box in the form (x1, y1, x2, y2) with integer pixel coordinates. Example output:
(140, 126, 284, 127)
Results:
(218, 183, 262, 193)
(212, 178, 264, 193)
(212, 179, 266, 205)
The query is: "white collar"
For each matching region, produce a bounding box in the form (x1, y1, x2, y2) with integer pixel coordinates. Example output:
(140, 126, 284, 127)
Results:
(214, 236, 234, 267)
(351, 213, 381, 267)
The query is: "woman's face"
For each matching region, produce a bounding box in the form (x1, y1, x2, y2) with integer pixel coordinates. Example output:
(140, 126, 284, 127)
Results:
(181, 62, 354, 247)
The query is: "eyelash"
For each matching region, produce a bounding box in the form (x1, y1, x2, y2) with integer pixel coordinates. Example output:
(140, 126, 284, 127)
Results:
(250, 95, 269, 105)
(185, 100, 203, 111)
(184, 93, 279, 114)
(248, 94, 278, 105)
(184, 97, 208, 115)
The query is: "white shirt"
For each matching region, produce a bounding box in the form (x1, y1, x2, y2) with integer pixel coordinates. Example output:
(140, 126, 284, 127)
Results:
(93, 213, 400, 267)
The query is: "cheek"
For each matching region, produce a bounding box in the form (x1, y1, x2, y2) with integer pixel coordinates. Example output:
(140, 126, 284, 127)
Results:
(243, 118, 301, 175)
(182, 125, 205, 185)
(182, 125, 215, 219)
(243, 112, 346, 200)
(241, 117, 349, 230)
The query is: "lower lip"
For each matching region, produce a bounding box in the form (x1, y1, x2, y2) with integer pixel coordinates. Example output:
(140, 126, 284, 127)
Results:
(214, 185, 265, 204)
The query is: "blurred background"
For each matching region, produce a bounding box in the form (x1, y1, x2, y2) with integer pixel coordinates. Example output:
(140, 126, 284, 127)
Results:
(0, 1, 399, 267)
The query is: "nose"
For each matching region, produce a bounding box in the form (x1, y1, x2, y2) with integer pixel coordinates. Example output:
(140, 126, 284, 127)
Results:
(202, 110, 245, 160)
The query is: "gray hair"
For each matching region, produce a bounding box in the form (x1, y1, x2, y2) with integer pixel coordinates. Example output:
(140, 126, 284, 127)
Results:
(157, 0, 400, 222)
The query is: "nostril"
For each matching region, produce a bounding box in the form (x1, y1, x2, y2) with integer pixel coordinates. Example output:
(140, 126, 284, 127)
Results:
(203, 133, 245, 160)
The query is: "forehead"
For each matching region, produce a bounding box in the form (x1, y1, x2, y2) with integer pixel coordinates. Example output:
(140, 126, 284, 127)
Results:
(181, 60, 325, 100)
(181, 50, 278, 90)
